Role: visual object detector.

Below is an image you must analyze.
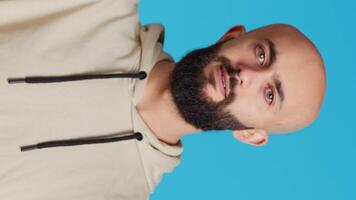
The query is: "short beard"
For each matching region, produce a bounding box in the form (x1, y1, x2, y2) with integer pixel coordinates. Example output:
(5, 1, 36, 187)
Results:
(170, 41, 250, 131)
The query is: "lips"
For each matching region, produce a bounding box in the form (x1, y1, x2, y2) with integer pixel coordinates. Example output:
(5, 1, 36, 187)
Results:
(215, 65, 229, 98)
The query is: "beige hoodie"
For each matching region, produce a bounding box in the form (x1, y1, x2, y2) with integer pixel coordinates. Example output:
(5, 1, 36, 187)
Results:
(0, 0, 182, 199)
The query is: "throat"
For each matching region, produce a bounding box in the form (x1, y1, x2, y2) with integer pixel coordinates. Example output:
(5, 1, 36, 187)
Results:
(135, 91, 197, 145)
(135, 61, 198, 145)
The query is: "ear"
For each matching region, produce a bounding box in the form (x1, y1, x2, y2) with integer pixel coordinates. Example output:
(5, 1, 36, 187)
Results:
(218, 25, 246, 43)
(232, 128, 268, 146)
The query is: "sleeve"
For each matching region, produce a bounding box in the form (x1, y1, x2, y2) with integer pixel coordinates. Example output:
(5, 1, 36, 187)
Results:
(0, 0, 142, 79)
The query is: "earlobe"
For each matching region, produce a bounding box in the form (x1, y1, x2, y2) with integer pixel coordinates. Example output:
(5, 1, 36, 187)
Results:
(227, 25, 246, 34)
(232, 128, 268, 146)
(218, 25, 246, 43)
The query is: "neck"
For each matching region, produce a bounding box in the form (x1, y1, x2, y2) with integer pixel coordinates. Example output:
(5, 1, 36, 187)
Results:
(135, 60, 199, 145)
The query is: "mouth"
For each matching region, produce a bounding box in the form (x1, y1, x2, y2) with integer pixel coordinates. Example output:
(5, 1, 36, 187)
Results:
(215, 65, 230, 98)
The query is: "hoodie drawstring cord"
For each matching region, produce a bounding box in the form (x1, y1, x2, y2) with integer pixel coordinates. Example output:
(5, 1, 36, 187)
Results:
(8, 71, 147, 84)
(20, 132, 143, 152)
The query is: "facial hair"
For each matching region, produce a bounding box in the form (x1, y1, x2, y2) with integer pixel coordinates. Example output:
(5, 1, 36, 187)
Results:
(170, 41, 250, 131)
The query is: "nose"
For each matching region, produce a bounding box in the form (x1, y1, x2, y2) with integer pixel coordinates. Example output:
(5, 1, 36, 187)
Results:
(236, 68, 266, 89)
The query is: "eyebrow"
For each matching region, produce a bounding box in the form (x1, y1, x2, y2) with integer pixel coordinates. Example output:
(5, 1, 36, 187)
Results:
(272, 74, 285, 108)
(266, 38, 276, 66)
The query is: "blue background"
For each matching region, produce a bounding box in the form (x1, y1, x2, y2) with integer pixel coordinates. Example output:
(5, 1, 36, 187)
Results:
(139, 0, 356, 199)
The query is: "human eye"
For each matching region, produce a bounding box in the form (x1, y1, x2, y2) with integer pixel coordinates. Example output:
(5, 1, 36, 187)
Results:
(256, 45, 266, 66)
(264, 86, 274, 105)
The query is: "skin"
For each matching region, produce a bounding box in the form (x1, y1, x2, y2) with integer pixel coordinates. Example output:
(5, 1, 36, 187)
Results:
(136, 24, 326, 147)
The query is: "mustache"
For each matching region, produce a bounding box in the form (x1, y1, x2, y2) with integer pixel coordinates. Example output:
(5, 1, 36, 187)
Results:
(213, 56, 238, 77)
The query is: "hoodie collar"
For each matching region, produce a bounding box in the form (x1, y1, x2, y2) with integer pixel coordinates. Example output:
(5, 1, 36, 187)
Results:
(132, 24, 183, 157)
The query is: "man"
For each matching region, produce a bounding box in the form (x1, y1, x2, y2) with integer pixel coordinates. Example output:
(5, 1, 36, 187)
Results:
(0, 0, 326, 200)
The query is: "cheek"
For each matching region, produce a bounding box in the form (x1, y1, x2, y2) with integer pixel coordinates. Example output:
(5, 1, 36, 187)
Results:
(227, 86, 265, 127)
(227, 90, 258, 126)
(219, 39, 257, 68)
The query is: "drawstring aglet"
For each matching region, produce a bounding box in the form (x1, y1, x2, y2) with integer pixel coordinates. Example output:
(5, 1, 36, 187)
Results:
(20, 144, 38, 152)
(7, 78, 26, 84)
(137, 71, 147, 80)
